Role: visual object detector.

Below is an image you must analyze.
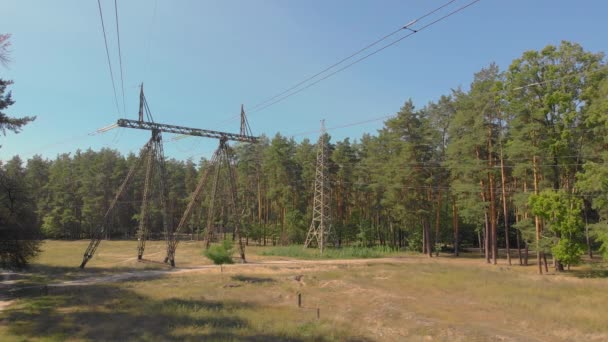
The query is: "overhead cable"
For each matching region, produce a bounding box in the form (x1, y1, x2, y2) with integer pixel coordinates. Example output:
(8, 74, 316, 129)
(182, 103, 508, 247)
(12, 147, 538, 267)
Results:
(96, 0, 121, 116)
(114, 0, 127, 114)
(250, 0, 481, 115)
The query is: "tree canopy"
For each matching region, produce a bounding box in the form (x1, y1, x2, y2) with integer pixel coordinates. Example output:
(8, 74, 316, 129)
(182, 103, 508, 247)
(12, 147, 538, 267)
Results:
(4, 41, 608, 273)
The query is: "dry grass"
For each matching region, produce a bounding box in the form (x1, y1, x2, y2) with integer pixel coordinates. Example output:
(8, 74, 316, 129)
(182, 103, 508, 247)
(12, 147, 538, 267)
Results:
(1, 240, 608, 341)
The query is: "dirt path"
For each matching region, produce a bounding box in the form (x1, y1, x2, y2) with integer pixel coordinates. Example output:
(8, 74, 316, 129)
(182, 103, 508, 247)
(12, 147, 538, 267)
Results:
(0, 257, 409, 312)
(0, 255, 541, 313)
(56, 257, 418, 286)
(0, 255, 505, 292)
(66, 257, 433, 285)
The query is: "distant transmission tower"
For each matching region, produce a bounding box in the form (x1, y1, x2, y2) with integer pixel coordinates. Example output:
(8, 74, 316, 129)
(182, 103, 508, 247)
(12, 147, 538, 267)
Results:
(304, 120, 331, 253)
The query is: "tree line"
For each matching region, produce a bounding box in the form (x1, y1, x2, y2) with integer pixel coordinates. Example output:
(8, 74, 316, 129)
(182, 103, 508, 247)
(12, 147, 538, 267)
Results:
(3, 41, 608, 273)
(1, 33, 38, 268)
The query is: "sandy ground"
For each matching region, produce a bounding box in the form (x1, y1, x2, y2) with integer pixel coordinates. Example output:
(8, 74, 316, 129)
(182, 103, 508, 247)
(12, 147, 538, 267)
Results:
(0, 257, 407, 312)
(3, 256, 607, 341)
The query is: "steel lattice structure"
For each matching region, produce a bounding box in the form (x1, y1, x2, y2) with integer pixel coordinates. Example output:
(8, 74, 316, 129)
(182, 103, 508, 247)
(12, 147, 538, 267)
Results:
(304, 120, 331, 253)
(116, 119, 258, 144)
(80, 127, 172, 268)
(166, 136, 247, 265)
(80, 85, 257, 268)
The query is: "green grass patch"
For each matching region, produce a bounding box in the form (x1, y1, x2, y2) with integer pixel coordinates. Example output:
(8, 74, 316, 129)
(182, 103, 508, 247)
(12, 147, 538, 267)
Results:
(259, 245, 399, 259)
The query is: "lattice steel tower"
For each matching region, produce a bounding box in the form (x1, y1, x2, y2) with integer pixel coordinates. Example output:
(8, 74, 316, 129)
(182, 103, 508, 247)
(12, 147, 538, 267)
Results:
(304, 120, 331, 253)
(79, 86, 258, 268)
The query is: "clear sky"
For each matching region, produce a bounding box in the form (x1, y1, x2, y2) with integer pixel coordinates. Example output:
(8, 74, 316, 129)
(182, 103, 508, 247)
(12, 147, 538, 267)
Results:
(1, 0, 607, 162)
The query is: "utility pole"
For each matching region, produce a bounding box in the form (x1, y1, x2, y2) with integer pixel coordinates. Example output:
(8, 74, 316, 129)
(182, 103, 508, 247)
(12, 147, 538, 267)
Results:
(304, 120, 331, 253)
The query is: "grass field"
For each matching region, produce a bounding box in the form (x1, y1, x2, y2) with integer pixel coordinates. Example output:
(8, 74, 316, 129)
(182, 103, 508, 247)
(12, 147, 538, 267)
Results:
(259, 245, 400, 259)
(1, 240, 608, 341)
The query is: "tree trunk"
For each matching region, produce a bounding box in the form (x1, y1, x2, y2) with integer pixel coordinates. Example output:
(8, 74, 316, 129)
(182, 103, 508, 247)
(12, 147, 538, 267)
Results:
(425, 220, 432, 258)
(489, 172, 497, 265)
(487, 126, 497, 265)
(257, 175, 262, 225)
(452, 197, 459, 257)
(514, 206, 522, 265)
(484, 210, 490, 263)
(499, 146, 511, 265)
(533, 155, 542, 275)
(584, 208, 593, 259)
(435, 190, 442, 257)
(516, 228, 522, 266)
(422, 220, 427, 254)
(478, 230, 483, 256)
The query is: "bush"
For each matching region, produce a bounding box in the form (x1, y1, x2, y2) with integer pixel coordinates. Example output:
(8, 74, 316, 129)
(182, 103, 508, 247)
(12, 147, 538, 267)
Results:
(204, 240, 234, 265)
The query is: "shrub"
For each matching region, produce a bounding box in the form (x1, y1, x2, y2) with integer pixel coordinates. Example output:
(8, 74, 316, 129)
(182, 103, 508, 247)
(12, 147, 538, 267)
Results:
(204, 240, 235, 265)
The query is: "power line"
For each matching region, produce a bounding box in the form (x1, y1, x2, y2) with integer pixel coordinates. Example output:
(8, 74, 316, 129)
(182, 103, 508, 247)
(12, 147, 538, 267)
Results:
(96, 0, 121, 116)
(89, 60, 605, 164)
(249, 0, 460, 114)
(251, 0, 481, 116)
(114, 0, 127, 114)
(286, 66, 607, 139)
(215, 0, 470, 127)
(289, 115, 394, 137)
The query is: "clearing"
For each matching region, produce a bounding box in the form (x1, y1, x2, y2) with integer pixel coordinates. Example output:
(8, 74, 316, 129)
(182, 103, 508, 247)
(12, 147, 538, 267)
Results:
(1, 240, 607, 341)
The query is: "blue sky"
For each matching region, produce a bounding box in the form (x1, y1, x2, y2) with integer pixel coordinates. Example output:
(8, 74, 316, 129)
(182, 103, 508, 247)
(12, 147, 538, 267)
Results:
(1, 0, 607, 162)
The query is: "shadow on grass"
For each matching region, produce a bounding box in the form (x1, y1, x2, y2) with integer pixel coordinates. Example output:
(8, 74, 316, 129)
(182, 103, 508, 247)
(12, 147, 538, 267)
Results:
(232, 275, 275, 284)
(572, 269, 608, 278)
(1, 262, 176, 296)
(2, 282, 350, 341)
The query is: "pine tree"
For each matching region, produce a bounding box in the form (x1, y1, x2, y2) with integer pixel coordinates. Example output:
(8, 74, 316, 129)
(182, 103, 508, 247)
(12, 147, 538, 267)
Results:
(0, 33, 39, 268)
(0, 156, 41, 268)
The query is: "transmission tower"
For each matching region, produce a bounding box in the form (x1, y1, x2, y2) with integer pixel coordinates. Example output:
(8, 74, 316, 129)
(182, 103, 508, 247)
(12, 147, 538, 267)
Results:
(80, 87, 258, 268)
(166, 105, 254, 265)
(81, 85, 172, 268)
(304, 120, 331, 253)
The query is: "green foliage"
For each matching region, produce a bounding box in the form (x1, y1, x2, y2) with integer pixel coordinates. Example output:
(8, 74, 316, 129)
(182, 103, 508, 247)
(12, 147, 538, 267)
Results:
(355, 221, 375, 247)
(552, 238, 584, 267)
(284, 209, 307, 243)
(0, 78, 36, 136)
(0, 157, 42, 268)
(2, 40, 608, 267)
(589, 222, 608, 260)
(513, 217, 535, 245)
(406, 230, 423, 253)
(529, 190, 585, 267)
(203, 240, 235, 265)
(0, 35, 40, 268)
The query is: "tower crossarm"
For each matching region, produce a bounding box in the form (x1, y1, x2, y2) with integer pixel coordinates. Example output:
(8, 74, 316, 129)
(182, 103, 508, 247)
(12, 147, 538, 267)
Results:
(117, 118, 259, 143)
